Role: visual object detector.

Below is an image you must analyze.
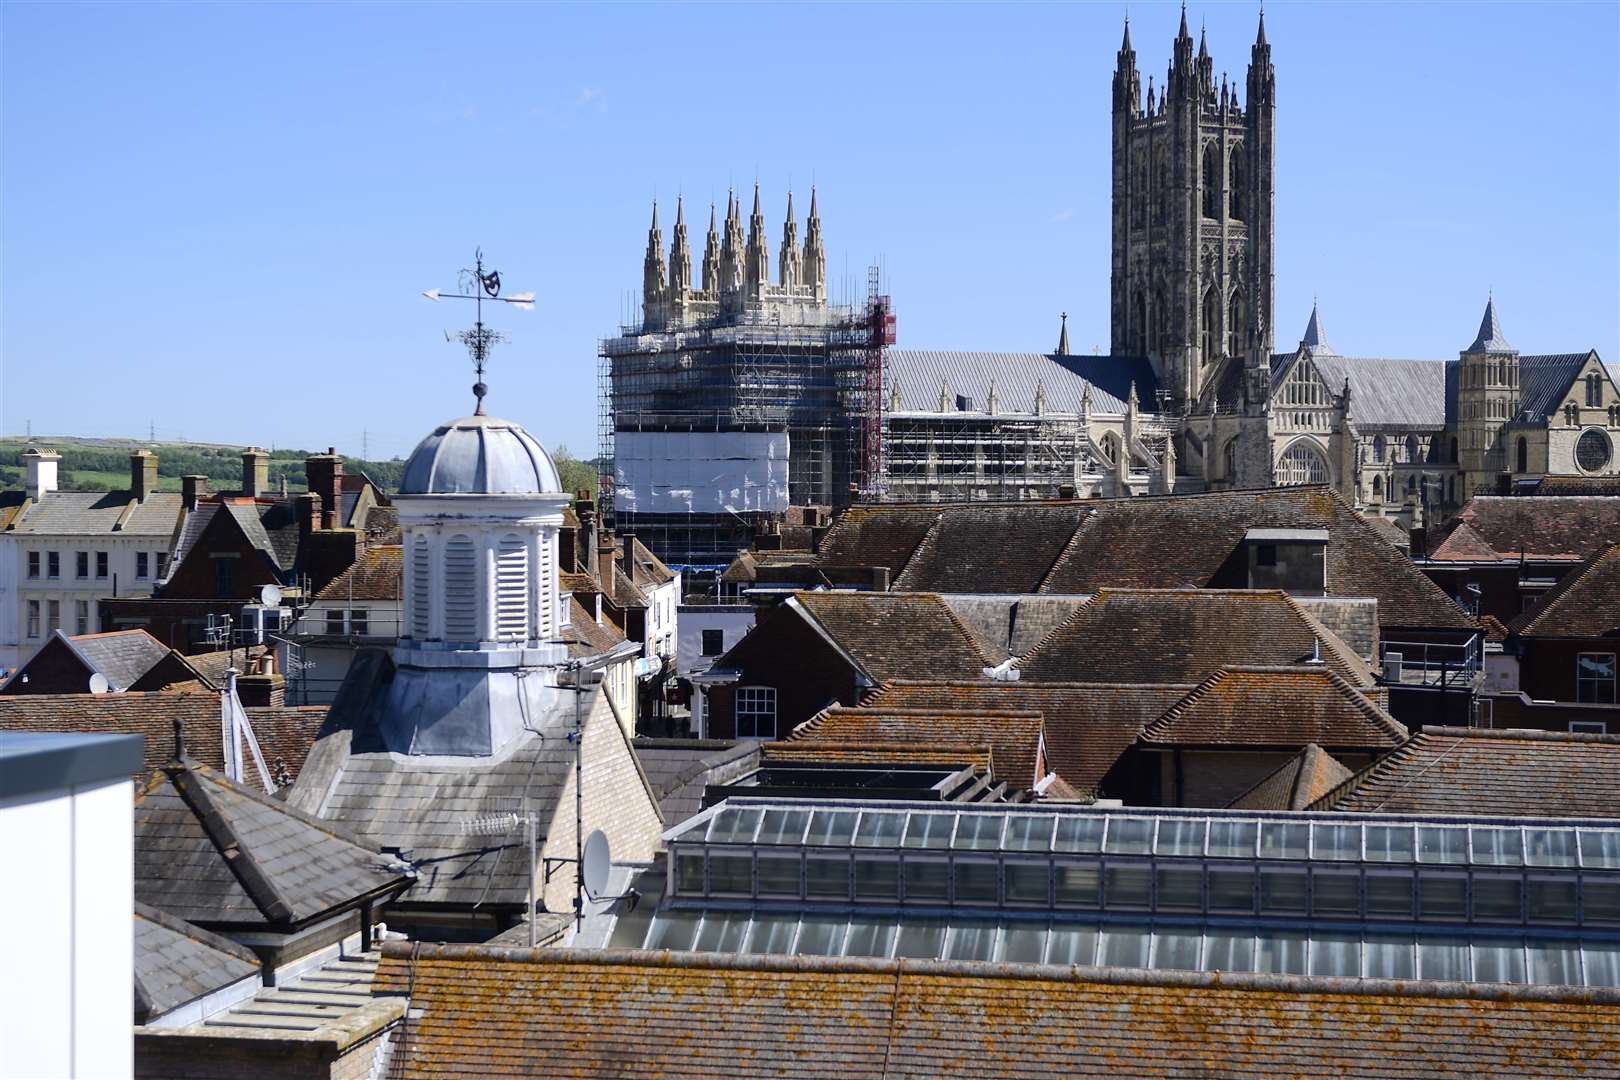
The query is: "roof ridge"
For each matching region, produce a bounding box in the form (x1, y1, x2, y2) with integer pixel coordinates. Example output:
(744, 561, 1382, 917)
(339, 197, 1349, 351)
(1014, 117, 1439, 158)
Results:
(165, 760, 295, 923)
(133, 900, 258, 964)
(1139, 670, 1227, 740)
(1305, 728, 1442, 811)
(1320, 666, 1409, 740)
(891, 513, 946, 590)
(1510, 541, 1620, 636)
(925, 593, 1007, 669)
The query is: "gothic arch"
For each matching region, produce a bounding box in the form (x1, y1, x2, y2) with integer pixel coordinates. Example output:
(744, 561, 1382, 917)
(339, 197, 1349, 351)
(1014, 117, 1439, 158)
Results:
(1200, 286, 1219, 363)
(1277, 438, 1330, 486)
(1372, 475, 1384, 502)
(1097, 431, 1121, 467)
(1201, 143, 1220, 219)
(1229, 145, 1246, 221)
(1228, 288, 1247, 359)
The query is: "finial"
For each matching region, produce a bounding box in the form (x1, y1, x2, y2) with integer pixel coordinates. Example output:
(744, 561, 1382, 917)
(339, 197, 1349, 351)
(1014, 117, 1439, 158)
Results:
(473, 380, 487, 415)
(675, 194, 684, 226)
(650, 199, 659, 230)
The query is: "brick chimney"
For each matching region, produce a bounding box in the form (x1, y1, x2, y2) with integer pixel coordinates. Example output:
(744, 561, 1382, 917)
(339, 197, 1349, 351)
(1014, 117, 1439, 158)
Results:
(23, 448, 59, 501)
(235, 655, 286, 707)
(576, 496, 598, 577)
(241, 448, 269, 498)
(130, 450, 158, 502)
(181, 475, 208, 511)
(296, 492, 321, 540)
(305, 448, 343, 529)
(302, 528, 361, 595)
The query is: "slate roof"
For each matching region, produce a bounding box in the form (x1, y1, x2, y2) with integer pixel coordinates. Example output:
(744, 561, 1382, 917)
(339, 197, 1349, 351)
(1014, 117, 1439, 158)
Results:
(886, 350, 1130, 415)
(223, 499, 301, 572)
(0, 690, 326, 790)
(895, 506, 1091, 593)
(1309, 354, 1452, 430)
(633, 738, 761, 826)
(1517, 353, 1598, 420)
(1510, 543, 1620, 638)
(865, 680, 1191, 795)
(167, 503, 218, 576)
(1430, 496, 1620, 562)
(8, 490, 185, 537)
(1014, 589, 1375, 687)
(790, 592, 1002, 681)
(1313, 727, 1620, 817)
(817, 488, 1472, 630)
(313, 545, 402, 603)
(66, 629, 172, 690)
(1466, 298, 1513, 353)
(1226, 744, 1354, 811)
(133, 758, 409, 928)
(939, 595, 1092, 659)
(1138, 666, 1406, 750)
(789, 705, 1045, 789)
(371, 945, 1620, 1079)
(132, 902, 259, 1023)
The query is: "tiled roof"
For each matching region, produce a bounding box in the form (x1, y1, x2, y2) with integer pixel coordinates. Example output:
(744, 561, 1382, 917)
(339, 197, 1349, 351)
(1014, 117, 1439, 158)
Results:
(626, 535, 675, 588)
(1510, 543, 1620, 638)
(1313, 726, 1620, 816)
(65, 629, 171, 690)
(1139, 666, 1406, 750)
(133, 758, 408, 928)
(1014, 589, 1375, 687)
(866, 680, 1190, 795)
(633, 739, 761, 826)
(132, 901, 259, 1023)
(562, 597, 630, 658)
(1226, 743, 1355, 811)
(313, 545, 402, 602)
(0, 690, 326, 791)
(815, 506, 941, 576)
(371, 945, 1620, 1079)
(9, 490, 185, 537)
(1531, 475, 1620, 496)
(168, 644, 269, 691)
(791, 592, 1002, 681)
(886, 350, 1131, 416)
(760, 740, 994, 773)
(1309, 354, 1451, 430)
(1356, 512, 1409, 550)
(361, 504, 401, 545)
(1430, 496, 1620, 562)
(938, 596, 1092, 662)
(789, 705, 1044, 789)
(896, 506, 1091, 593)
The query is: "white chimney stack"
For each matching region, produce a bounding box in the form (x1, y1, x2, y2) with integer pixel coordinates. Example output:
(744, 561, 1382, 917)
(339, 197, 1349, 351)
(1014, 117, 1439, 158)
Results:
(24, 448, 59, 501)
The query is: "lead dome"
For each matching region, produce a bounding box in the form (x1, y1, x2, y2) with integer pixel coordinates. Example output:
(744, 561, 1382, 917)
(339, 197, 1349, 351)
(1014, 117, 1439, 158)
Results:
(398, 412, 562, 496)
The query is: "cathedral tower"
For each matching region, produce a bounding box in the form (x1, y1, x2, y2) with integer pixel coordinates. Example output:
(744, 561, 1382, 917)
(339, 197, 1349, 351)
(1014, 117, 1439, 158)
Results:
(1111, 9, 1275, 411)
(1456, 297, 1520, 499)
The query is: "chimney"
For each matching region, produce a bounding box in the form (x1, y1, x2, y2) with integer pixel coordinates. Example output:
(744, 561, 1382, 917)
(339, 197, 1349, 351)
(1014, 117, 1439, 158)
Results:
(305, 448, 343, 529)
(241, 448, 269, 498)
(181, 475, 208, 511)
(23, 448, 59, 501)
(296, 492, 321, 540)
(618, 532, 636, 580)
(130, 450, 159, 502)
(577, 496, 598, 577)
(870, 566, 890, 592)
(235, 665, 286, 708)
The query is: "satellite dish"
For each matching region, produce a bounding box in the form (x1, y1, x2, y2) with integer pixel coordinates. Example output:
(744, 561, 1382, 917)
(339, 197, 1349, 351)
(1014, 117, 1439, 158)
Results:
(260, 584, 283, 608)
(87, 672, 110, 695)
(582, 829, 612, 899)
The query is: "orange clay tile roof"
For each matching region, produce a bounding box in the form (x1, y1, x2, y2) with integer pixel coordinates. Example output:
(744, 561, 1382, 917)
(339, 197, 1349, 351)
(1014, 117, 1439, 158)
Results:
(1138, 666, 1407, 750)
(1312, 726, 1620, 817)
(792, 592, 1002, 681)
(1510, 543, 1620, 638)
(0, 691, 327, 791)
(370, 944, 1620, 1078)
(760, 740, 994, 774)
(865, 680, 1190, 796)
(789, 706, 1042, 789)
(313, 544, 402, 602)
(1014, 589, 1375, 687)
(1429, 496, 1620, 562)
(1226, 743, 1355, 811)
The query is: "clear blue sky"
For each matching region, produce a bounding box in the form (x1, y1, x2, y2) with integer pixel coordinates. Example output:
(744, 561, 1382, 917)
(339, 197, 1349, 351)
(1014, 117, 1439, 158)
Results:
(4, 1, 1616, 462)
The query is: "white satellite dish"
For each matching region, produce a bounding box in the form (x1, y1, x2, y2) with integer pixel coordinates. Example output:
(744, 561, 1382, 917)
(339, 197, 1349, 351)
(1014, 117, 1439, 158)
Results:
(582, 829, 612, 899)
(87, 672, 110, 695)
(260, 584, 283, 608)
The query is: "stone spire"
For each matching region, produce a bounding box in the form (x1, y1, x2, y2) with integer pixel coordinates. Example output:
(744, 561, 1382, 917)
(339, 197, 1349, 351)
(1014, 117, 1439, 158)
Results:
(778, 190, 801, 289)
(1055, 312, 1071, 356)
(745, 182, 770, 295)
(701, 202, 720, 293)
(1301, 301, 1334, 355)
(1121, 14, 1132, 53)
(1257, 6, 1267, 46)
(642, 201, 666, 303)
(803, 186, 826, 300)
(720, 190, 744, 294)
(668, 196, 691, 294)
(1178, 2, 1190, 41)
(1466, 297, 1514, 354)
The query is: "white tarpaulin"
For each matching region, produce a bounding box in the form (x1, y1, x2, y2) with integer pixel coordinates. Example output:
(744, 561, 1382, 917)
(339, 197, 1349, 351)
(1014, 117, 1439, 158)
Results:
(614, 431, 791, 514)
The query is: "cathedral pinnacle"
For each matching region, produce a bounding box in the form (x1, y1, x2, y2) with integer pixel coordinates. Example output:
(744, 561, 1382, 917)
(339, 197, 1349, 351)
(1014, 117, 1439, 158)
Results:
(1257, 6, 1267, 46)
(701, 201, 720, 293)
(669, 194, 691, 293)
(1056, 312, 1071, 356)
(779, 190, 801, 289)
(1179, 2, 1190, 41)
(643, 200, 666, 300)
(1465, 296, 1513, 354)
(1198, 21, 1209, 61)
(1121, 14, 1132, 53)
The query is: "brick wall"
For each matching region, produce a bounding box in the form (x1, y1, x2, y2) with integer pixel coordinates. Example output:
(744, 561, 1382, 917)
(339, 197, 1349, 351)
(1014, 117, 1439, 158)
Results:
(706, 607, 862, 740)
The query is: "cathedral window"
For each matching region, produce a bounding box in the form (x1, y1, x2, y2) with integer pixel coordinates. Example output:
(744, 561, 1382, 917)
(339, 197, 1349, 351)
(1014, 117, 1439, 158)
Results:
(1201, 287, 1219, 361)
(1372, 435, 1386, 462)
(1278, 441, 1329, 485)
(1202, 145, 1220, 219)
(1228, 290, 1246, 358)
(443, 535, 478, 641)
(1406, 435, 1420, 462)
(1229, 148, 1246, 221)
(1516, 437, 1528, 474)
(1372, 475, 1384, 502)
(1577, 429, 1613, 473)
(1223, 440, 1237, 480)
(1588, 373, 1604, 408)
(1098, 433, 1120, 467)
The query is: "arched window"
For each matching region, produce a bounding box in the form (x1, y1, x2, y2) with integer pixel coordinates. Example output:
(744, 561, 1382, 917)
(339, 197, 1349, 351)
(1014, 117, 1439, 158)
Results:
(1516, 436, 1529, 474)
(1406, 435, 1420, 462)
(1228, 290, 1247, 358)
(1202, 145, 1220, 219)
(1372, 435, 1386, 462)
(443, 534, 477, 641)
(494, 534, 529, 641)
(1097, 432, 1119, 467)
(1588, 373, 1604, 408)
(1372, 475, 1384, 502)
(410, 535, 432, 639)
(1278, 441, 1329, 485)
(1223, 440, 1237, 480)
(1201, 287, 1219, 361)
(1229, 147, 1246, 220)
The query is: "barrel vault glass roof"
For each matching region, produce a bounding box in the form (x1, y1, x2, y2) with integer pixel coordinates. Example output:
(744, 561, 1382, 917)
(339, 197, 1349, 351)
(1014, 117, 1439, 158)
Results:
(618, 798, 1620, 988)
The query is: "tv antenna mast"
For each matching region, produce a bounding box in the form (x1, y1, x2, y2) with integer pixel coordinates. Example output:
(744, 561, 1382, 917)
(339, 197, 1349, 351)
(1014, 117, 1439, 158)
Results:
(422, 248, 536, 414)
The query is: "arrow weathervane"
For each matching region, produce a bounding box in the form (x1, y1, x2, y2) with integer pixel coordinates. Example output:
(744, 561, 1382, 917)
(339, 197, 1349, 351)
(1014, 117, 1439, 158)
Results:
(423, 248, 535, 414)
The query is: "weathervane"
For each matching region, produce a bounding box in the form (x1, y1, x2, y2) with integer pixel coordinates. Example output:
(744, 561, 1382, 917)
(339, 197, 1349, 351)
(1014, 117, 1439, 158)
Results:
(422, 248, 535, 414)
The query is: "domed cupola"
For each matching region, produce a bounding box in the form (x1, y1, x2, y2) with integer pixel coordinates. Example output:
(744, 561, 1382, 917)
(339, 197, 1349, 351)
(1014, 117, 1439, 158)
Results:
(399, 413, 562, 496)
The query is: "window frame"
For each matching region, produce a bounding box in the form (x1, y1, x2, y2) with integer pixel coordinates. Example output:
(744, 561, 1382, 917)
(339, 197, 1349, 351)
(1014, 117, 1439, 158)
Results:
(75, 551, 89, 580)
(95, 551, 108, 579)
(135, 551, 149, 579)
(26, 551, 39, 579)
(25, 599, 40, 639)
(1576, 653, 1617, 705)
(735, 685, 778, 740)
(701, 628, 725, 657)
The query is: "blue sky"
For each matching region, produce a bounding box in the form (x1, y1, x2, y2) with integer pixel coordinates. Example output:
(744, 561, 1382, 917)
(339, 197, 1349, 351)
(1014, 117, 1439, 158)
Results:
(3, 1, 1616, 461)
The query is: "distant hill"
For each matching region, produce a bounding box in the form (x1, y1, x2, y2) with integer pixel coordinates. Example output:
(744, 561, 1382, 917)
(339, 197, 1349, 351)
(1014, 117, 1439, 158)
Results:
(0, 436, 404, 494)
